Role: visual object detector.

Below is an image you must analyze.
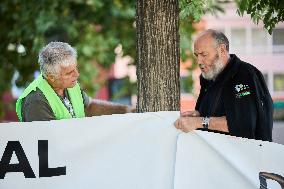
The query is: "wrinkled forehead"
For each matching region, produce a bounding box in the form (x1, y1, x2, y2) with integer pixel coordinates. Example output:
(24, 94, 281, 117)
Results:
(60, 63, 77, 74)
(194, 34, 216, 52)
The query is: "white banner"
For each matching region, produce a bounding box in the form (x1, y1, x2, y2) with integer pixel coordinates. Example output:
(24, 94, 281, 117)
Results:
(0, 111, 283, 189)
(0, 112, 179, 189)
(174, 131, 284, 189)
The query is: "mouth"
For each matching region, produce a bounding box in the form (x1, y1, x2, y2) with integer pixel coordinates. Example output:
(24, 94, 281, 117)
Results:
(199, 65, 206, 72)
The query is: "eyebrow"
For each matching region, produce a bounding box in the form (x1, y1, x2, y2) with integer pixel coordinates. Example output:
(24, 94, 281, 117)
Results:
(67, 69, 75, 74)
(194, 52, 207, 56)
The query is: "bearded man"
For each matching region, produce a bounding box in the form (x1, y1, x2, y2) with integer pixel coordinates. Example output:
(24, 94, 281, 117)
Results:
(174, 29, 273, 141)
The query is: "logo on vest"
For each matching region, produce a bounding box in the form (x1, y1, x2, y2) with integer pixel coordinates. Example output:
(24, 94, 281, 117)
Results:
(235, 84, 251, 98)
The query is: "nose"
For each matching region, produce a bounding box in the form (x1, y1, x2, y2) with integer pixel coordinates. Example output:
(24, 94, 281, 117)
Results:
(196, 56, 203, 65)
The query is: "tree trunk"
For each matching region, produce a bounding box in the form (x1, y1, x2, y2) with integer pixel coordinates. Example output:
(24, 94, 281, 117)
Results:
(136, 0, 180, 112)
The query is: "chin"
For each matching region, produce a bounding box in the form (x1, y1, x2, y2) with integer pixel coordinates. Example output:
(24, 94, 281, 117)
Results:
(67, 82, 77, 88)
(202, 72, 214, 80)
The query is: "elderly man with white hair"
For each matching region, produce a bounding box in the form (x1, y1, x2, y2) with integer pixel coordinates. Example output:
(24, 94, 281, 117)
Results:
(16, 41, 132, 122)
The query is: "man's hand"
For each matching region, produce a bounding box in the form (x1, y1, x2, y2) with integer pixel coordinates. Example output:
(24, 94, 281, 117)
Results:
(127, 105, 136, 113)
(174, 116, 202, 132)
(85, 99, 134, 116)
(181, 110, 200, 117)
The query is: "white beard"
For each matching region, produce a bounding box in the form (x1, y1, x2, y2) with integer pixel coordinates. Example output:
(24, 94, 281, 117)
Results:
(201, 58, 225, 81)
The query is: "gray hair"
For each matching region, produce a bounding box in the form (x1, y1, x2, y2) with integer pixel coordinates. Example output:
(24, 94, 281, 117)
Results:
(38, 42, 77, 77)
(207, 29, 230, 52)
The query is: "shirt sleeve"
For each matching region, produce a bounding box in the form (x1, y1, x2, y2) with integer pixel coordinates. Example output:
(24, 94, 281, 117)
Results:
(22, 90, 56, 122)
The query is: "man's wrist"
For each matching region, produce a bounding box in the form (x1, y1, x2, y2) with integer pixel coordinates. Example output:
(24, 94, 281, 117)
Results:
(201, 117, 210, 129)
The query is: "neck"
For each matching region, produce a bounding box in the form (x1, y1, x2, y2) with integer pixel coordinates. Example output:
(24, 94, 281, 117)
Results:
(223, 53, 230, 65)
(54, 88, 65, 98)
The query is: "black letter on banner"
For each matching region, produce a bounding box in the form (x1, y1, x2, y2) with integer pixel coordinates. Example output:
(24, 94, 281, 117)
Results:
(38, 140, 66, 177)
(0, 141, 36, 179)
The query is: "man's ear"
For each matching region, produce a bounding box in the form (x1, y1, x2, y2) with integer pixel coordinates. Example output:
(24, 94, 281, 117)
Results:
(46, 74, 56, 83)
(220, 44, 226, 54)
(218, 44, 227, 57)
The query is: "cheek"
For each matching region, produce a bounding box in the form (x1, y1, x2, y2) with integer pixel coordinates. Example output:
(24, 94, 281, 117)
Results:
(66, 76, 77, 86)
(60, 76, 70, 85)
(54, 76, 63, 85)
(205, 56, 216, 68)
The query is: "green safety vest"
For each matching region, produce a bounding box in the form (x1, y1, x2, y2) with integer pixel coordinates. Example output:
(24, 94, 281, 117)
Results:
(16, 74, 85, 121)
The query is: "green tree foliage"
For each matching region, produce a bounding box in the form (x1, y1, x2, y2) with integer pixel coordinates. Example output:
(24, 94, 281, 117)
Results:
(0, 0, 135, 117)
(180, 0, 284, 35)
(0, 0, 135, 93)
(236, 0, 284, 34)
(180, 0, 226, 21)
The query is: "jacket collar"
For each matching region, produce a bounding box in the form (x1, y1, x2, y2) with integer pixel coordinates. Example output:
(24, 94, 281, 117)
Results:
(200, 54, 241, 87)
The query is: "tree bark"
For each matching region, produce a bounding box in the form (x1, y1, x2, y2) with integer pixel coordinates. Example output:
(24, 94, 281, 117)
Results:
(136, 0, 180, 112)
